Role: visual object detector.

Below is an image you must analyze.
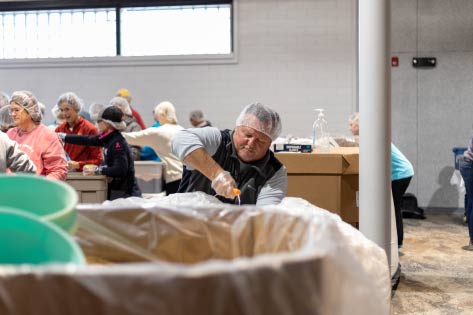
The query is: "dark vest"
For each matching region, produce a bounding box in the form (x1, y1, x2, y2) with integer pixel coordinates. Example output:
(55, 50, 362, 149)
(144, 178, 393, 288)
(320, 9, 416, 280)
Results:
(178, 130, 283, 204)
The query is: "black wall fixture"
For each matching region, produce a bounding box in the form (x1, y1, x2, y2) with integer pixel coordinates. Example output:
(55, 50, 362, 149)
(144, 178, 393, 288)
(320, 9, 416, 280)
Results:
(412, 57, 437, 68)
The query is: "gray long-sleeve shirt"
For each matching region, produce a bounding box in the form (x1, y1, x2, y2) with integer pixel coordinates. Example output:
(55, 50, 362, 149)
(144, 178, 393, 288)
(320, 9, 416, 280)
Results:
(0, 132, 36, 173)
(171, 127, 287, 206)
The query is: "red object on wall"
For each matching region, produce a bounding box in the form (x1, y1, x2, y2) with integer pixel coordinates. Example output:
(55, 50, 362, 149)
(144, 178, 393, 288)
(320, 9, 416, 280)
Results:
(391, 56, 399, 67)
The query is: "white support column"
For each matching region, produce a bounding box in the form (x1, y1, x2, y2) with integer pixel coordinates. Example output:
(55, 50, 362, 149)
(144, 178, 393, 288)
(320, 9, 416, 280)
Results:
(358, 0, 391, 266)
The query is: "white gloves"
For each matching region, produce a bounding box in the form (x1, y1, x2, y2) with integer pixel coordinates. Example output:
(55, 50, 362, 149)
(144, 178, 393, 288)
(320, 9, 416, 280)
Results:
(211, 171, 237, 199)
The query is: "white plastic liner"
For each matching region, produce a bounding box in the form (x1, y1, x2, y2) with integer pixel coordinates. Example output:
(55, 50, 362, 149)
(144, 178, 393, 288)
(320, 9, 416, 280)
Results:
(0, 194, 391, 315)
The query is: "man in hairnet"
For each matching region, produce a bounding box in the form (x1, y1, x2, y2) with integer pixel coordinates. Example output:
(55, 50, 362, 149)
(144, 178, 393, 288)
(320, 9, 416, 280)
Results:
(171, 102, 287, 205)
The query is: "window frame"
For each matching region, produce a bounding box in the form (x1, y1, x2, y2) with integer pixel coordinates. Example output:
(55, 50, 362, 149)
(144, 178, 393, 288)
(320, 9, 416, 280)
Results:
(0, 0, 237, 68)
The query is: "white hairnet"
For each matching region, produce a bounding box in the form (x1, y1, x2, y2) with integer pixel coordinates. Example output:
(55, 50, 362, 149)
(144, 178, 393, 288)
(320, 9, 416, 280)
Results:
(154, 101, 178, 124)
(89, 103, 105, 122)
(0, 92, 9, 109)
(109, 97, 132, 116)
(10, 91, 42, 122)
(57, 92, 83, 112)
(235, 102, 281, 141)
(0, 105, 14, 128)
(348, 112, 359, 124)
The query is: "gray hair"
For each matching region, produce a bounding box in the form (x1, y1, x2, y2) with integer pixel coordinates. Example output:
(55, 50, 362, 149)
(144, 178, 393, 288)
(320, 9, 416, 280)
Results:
(0, 91, 9, 108)
(57, 92, 83, 113)
(189, 110, 204, 121)
(10, 90, 42, 123)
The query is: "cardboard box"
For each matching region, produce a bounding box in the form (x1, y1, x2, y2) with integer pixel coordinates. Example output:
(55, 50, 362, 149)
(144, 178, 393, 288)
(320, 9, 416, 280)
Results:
(66, 173, 107, 203)
(275, 147, 359, 226)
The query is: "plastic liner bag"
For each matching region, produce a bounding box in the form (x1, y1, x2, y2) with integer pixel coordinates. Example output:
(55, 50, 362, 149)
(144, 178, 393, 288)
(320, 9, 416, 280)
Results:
(0, 194, 391, 315)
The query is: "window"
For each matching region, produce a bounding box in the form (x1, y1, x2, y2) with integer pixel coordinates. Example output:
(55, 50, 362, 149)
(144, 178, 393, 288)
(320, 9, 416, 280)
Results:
(0, 1, 233, 60)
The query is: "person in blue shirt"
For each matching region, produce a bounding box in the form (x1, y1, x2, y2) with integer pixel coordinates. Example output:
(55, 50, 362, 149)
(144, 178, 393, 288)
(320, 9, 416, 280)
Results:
(391, 143, 414, 248)
(349, 113, 414, 247)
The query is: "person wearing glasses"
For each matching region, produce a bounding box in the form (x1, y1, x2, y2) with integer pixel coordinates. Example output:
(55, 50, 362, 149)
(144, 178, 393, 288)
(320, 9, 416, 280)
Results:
(7, 91, 67, 181)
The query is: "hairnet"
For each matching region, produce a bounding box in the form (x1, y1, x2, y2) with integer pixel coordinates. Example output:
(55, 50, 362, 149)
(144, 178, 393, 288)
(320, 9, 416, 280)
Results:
(57, 92, 83, 112)
(235, 102, 281, 141)
(0, 92, 9, 109)
(10, 90, 42, 122)
(189, 110, 204, 121)
(348, 112, 359, 124)
(155, 101, 178, 124)
(0, 105, 14, 129)
(110, 96, 132, 116)
(89, 102, 105, 122)
(98, 106, 126, 131)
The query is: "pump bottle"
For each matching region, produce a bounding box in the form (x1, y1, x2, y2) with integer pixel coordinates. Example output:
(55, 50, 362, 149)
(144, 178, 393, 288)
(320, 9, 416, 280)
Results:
(312, 109, 330, 152)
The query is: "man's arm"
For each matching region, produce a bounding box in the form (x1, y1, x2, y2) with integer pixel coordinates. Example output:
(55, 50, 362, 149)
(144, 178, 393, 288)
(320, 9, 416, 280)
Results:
(3, 135, 36, 173)
(256, 166, 288, 206)
(171, 127, 237, 198)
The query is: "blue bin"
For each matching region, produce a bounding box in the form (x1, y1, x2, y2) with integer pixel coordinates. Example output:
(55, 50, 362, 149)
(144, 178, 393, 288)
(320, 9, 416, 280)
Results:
(453, 147, 468, 170)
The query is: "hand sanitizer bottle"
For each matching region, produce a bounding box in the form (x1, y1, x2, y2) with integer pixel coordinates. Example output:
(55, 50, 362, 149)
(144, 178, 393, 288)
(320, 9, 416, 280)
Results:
(312, 109, 330, 152)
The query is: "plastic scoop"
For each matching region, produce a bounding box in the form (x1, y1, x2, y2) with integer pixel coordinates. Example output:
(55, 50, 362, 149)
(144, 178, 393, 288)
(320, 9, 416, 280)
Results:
(233, 188, 241, 205)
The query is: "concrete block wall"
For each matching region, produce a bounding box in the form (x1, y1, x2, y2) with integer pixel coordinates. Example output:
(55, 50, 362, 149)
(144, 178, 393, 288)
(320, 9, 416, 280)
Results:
(391, 0, 473, 207)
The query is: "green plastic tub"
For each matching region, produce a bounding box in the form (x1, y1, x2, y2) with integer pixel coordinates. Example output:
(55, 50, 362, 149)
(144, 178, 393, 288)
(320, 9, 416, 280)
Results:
(0, 207, 85, 265)
(0, 174, 78, 233)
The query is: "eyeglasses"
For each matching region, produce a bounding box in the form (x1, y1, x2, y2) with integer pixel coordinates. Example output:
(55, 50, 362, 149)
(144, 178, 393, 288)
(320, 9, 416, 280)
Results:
(8, 107, 24, 115)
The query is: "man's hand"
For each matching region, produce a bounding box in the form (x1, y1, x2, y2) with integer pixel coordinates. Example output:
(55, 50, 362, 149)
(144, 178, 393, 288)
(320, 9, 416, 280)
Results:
(211, 171, 237, 199)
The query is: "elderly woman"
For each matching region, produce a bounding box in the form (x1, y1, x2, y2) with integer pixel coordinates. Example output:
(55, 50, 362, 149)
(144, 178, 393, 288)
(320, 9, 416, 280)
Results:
(7, 91, 67, 181)
(109, 96, 141, 132)
(55, 92, 102, 172)
(122, 101, 184, 195)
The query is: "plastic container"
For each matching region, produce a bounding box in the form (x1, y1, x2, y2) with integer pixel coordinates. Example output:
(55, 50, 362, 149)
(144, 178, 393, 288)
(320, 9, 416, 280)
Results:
(452, 147, 468, 170)
(0, 174, 78, 233)
(312, 108, 330, 152)
(134, 161, 164, 193)
(0, 207, 85, 265)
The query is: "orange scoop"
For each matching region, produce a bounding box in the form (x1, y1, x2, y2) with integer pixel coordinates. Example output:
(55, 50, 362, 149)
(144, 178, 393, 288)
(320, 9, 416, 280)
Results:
(232, 188, 241, 196)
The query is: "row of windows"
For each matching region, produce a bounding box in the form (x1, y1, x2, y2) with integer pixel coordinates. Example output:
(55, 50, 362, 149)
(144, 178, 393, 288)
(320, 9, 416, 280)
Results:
(0, 2, 233, 60)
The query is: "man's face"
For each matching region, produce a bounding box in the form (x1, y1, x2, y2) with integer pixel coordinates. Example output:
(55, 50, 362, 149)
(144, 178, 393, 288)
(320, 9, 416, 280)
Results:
(233, 126, 272, 162)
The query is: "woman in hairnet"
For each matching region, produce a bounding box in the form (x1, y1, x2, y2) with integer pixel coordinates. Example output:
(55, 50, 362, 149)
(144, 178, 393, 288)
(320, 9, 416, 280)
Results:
(55, 92, 102, 172)
(7, 91, 68, 181)
(58, 106, 141, 200)
(171, 102, 287, 205)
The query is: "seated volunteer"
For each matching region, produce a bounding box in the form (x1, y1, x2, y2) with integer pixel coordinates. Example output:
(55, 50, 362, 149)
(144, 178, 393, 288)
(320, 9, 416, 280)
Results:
(58, 106, 141, 200)
(171, 102, 287, 205)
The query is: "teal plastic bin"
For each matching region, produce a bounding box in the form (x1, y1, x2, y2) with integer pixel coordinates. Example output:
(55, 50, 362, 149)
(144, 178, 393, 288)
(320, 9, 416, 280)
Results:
(0, 208, 85, 265)
(0, 174, 78, 233)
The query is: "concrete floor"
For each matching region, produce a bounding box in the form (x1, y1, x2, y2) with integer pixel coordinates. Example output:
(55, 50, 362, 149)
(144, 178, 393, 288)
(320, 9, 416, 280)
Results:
(391, 209, 473, 315)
